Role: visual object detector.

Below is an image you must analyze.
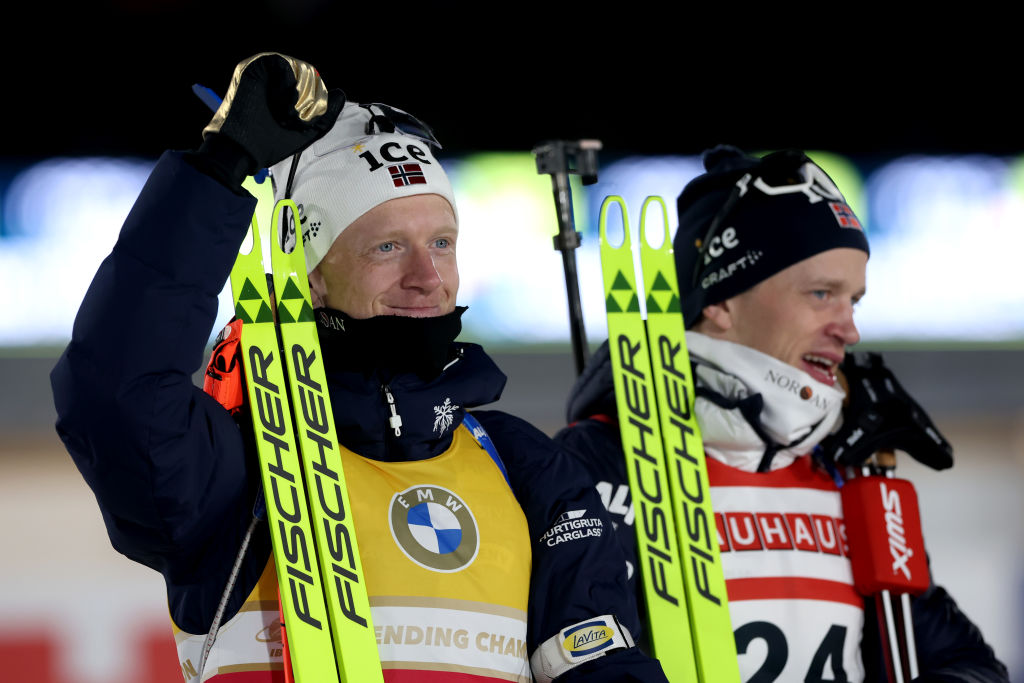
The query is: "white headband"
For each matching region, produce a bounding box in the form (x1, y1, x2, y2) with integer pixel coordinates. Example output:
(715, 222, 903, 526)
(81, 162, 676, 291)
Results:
(270, 101, 458, 272)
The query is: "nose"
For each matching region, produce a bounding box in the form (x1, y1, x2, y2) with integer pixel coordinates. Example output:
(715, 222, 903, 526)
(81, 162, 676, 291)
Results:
(402, 245, 443, 291)
(827, 303, 860, 347)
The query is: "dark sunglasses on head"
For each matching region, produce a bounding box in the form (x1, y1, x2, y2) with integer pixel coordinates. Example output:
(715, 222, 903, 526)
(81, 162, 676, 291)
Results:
(691, 151, 841, 288)
(359, 103, 441, 152)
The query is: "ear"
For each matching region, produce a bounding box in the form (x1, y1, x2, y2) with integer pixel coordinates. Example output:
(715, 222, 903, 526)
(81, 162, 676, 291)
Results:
(308, 268, 327, 309)
(697, 300, 734, 334)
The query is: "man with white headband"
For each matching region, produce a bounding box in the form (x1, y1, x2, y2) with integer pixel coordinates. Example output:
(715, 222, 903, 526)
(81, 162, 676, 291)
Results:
(555, 146, 1009, 681)
(51, 53, 666, 682)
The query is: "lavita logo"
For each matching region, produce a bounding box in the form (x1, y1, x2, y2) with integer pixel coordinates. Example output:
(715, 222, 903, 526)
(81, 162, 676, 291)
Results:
(561, 620, 615, 657)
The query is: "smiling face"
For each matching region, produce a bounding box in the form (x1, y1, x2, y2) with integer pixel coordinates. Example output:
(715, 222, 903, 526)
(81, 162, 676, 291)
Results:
(308, 193, 459, 319)
(694, 248, 867, 386)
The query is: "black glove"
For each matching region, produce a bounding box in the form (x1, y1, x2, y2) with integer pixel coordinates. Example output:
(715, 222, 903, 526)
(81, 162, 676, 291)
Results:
(820, 351, 954, 470)
(196, 52, 345, 186)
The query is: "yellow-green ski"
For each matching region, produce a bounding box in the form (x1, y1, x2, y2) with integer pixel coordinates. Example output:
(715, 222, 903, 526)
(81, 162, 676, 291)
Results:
(598, 196, 697, 682)
(638, 196, 739, 682)
(230, 178, 339, 682)
(228, 177, 382, 682)
(270, 199, 382, 683)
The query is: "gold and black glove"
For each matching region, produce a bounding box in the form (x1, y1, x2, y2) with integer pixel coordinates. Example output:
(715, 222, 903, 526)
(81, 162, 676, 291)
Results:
(195, 52, 345, 187)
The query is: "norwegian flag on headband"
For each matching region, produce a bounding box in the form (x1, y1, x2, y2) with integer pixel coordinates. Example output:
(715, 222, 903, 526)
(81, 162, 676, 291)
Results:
(829, 201, 862, 230)
(389, 163, 427, 187)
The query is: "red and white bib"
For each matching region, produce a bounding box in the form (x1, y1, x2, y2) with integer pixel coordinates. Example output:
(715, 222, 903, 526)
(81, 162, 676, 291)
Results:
(710, 455, 865, 683)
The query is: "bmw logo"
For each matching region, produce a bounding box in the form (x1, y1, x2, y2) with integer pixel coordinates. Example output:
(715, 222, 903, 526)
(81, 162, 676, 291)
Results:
(389, 484, 479, 572)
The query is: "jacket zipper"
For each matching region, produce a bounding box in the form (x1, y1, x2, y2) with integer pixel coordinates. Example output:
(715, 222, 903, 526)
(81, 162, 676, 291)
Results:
(382, 384, 403, 437)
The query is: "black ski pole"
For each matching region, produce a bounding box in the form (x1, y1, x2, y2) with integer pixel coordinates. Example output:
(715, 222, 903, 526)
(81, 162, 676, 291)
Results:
(533, 139, 602, 376)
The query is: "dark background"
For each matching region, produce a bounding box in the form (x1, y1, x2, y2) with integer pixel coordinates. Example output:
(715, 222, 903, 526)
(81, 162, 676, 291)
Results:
(10, 2, 1020, 162)
(7, 0, 1024, 430)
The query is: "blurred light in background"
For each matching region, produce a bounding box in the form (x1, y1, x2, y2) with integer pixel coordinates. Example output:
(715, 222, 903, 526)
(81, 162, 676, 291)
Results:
(2, 150, 1021, 682)
(860, 154, 1024, 340)
(1, 157, 153, 345)
(2, 151, 1023, 349)
(445, 152, 579, 343)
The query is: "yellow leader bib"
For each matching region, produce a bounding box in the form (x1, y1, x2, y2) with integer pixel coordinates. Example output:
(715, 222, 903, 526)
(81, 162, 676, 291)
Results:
(174, 422, 533, 683)
(343, 422, 533, 682)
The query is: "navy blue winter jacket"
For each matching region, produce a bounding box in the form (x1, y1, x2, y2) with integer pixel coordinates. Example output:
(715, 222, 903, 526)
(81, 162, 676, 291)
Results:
(50, 152, 667, 682)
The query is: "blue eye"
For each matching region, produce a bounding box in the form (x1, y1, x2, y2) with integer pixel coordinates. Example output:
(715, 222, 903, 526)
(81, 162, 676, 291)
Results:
(379, 242, 394, 252)
(435, 238, 450, 249)
(811, 290, 829, 300)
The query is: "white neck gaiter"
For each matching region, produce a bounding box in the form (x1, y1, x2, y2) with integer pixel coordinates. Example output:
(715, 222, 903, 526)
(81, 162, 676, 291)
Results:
(687, 331, 845, 472)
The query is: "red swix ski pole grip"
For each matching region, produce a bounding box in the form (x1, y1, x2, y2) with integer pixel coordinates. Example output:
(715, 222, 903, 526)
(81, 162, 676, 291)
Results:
(841, 476, 930, 595)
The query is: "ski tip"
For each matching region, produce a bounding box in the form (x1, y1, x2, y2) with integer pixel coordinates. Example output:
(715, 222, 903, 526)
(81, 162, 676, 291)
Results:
(639, 196, 670, 250)
(599, 195, 630, 248)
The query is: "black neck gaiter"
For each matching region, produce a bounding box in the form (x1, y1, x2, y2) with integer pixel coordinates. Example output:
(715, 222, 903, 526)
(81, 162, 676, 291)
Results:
(314, 306, 467, 380)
